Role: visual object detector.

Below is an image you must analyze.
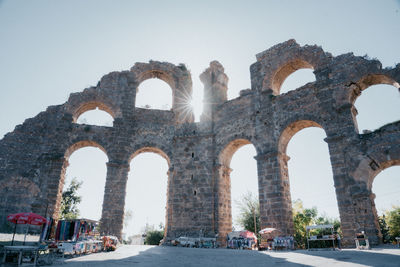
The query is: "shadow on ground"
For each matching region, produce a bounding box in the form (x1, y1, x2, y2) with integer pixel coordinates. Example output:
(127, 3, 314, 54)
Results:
(63, 245, 311, 267)
(292, 246, 400, 267)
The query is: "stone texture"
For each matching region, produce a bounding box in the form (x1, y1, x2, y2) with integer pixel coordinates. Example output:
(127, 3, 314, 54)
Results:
(0, 40, 399, 247)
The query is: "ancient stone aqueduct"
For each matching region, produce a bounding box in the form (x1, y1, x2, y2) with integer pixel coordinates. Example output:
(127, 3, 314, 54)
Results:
(0, 40, 399, 246)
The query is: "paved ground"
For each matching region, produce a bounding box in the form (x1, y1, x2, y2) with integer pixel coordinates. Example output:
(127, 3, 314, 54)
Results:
(58, 245, 400, 267)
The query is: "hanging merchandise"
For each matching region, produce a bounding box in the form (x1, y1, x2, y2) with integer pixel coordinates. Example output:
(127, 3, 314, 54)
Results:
(55, 219, 98, 241)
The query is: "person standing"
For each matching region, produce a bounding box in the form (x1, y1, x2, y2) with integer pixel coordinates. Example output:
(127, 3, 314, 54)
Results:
(334, 232, 341, 250)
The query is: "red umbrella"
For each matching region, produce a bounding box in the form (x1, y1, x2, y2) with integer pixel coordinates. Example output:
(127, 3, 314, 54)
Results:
(7, 212, 47, 245)
(240, 230, 257, 241)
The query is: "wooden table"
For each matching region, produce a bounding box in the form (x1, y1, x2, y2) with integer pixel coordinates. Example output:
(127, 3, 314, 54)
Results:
(2, 245, 39, 266)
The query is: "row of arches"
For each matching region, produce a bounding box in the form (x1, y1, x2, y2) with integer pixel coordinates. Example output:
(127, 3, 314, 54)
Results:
(58, 121, 400, 239)
(222, 126, 400, 237)
(74, 71, 400, 134)
(61, 143, 170, 239)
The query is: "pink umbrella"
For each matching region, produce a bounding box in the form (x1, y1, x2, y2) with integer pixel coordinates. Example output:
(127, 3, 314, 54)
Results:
(7, 212, 47, 245)
(258, 227, 281, 235)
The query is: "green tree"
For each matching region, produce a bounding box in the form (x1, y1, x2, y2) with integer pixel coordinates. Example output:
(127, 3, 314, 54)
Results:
(292, 199, 317, 248)
(378, 214, 390, 243)
(386, 206, 400, 241)
(60, 178, 82, 220)
(145, 230, 164, 245)
(235, 191, 260, 233)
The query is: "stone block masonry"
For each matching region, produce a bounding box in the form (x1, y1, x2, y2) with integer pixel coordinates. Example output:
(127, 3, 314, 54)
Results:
(0, 40, 399, 247)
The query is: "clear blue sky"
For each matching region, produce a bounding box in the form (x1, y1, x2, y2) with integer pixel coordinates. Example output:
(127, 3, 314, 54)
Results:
(1, 0, 399, 236)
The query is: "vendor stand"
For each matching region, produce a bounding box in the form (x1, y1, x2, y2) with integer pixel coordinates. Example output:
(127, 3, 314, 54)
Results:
(272, 236, 294, 250)
(306, 224, 335, 250)
(53, 218, 102, 255)
(258, 228, 280, 250)
(227, 231, 257, 250)
(355, 231, 370, 250)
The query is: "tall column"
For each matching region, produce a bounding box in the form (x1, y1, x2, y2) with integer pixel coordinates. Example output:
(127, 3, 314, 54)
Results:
(39, 156, 69, 220)
(100, 161, 130, 240)
(164, 166, 174, 241)
(325, 135, 381, 246)
(214, 164, 232, 245)
(256, 151, 293, 235)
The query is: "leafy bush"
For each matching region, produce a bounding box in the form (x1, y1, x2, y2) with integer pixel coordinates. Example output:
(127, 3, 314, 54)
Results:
(292, 199, 340, 249)
(145, 230, 164, 245)
(379, 206, 400, 243)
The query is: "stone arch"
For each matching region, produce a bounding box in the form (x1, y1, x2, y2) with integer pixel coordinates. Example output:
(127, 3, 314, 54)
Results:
(135, 79, 173, 110)
(350, 156, 400, 244)
(129, 146, 171, 167)
(250, 39, 330, 95)
(216, 138, 258, 244)
(53, 140, 109, 220)
(275, 119, 340, 236)
(350, 74, 400, 105)
(126, 145, 172, 239)
(368, 159, 400, 192)
(72, 101, 115, 124)
(278, 120, 324, 155)
(65, 86, 122, 123)
(271, 59, 315, 95)
(131, 61, 194, 123)
(218, 138, 253, 167)
(64, 140, 109, 161)
(349, 74, 400, 133)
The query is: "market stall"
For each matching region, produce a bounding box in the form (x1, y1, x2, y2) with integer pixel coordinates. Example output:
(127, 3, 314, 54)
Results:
(258, 228, 280, 250)
(227, 231, 257, 250)
(306, 224, 335, 250)
(272, 236, 294, 250)
(52, 218, 103, 255)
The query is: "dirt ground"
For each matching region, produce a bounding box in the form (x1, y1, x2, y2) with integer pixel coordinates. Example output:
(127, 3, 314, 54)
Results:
(58, 245, 400, 267)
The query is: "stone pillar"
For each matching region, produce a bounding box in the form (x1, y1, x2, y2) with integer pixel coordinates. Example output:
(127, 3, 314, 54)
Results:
(325, 135, 381, 246)
(100, 161, 130, 240)
(164, 166, 174, 241)
(200, 61, 228, 122)
(40, 157, 69, 220)
(215, 164, 232, 246)
(256, 151, 293, 235)
(351, 191, 381, 244)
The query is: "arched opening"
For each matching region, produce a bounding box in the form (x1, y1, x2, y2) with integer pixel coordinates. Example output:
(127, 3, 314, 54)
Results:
(72, 101, 115, 126)
(354, 84, 400, 133)
(271, 60, 315, 95)
(62, 142, 108, 221)
(124, 148, 170, 244)
(372, 165, 400, 213)
(279, 121, 340, 245)
(135, 78, 173, 110)
(230, 145, 258, 231)
(280, 68, 316, 94)
(218, 139, 258, 235)
(286, 128, 339, 219)
(76, 108, 114, 127)
(371, 165, 400, 243)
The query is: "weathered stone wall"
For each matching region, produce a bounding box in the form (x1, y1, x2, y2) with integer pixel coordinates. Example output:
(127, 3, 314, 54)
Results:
(0, 40, 399, 247)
